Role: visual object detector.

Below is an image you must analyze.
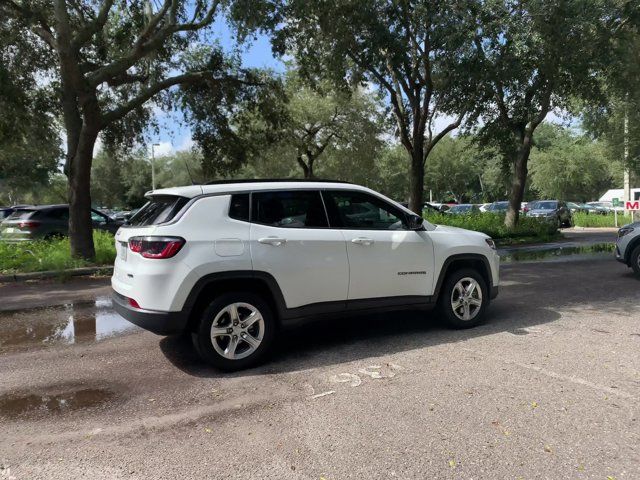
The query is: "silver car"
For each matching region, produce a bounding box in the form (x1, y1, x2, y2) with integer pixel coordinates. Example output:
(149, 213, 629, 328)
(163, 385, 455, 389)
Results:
(615, 221, 640, 277)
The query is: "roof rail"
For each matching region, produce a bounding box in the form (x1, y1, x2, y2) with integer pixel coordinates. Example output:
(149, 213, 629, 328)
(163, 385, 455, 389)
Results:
(204, 178, 353, 185)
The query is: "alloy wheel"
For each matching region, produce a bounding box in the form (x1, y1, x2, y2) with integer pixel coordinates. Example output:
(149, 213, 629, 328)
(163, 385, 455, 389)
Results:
(450, 277, 483, 321)
(210, 302, 265, 360)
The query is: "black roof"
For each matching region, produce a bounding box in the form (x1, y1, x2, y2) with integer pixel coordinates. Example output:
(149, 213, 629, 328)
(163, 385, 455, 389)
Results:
(205, 178, 353, 185)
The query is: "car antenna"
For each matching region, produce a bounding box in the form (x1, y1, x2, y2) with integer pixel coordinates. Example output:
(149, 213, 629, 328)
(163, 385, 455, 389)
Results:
(184, 157, 196, 185)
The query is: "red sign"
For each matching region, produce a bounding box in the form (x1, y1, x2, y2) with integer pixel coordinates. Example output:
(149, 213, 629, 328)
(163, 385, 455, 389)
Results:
(626, 201, 640, 211)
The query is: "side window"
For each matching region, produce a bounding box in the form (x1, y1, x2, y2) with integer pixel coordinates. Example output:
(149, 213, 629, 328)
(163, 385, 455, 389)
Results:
(91, 211, 107, 225)
(229, 193, 250, 222)
(324, 191, 407, 230)
(252, 191, 328, 228)
(48, 208, 68, 221)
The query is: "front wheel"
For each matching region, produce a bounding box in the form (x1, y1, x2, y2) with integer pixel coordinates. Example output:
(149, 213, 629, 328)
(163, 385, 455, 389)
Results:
(630, 245, 640, 278)
(192, 292, 276, 371)
(438, 269, 489, 329)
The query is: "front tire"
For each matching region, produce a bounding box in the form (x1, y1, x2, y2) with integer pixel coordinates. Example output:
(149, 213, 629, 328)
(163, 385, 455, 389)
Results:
(438, 268, 489, 329)
(192, 292, 276, 371)
(630, 245, 640, 278)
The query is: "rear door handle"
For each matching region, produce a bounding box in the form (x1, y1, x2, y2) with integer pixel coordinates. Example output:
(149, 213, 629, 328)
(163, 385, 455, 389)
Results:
(351, 237, 374, 246)
(258, 237, 287, 246)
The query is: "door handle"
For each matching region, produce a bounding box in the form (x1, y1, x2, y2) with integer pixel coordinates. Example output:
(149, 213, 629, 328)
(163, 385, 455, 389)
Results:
(258, 237, 287, 246)
(351, 237, 374, 246)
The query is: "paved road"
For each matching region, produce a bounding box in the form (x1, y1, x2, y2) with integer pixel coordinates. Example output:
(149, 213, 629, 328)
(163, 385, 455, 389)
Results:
(1, 257, 639, 479)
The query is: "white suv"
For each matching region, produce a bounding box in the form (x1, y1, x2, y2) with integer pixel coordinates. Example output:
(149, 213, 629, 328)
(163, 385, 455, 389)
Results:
(112, 180, 500, 370)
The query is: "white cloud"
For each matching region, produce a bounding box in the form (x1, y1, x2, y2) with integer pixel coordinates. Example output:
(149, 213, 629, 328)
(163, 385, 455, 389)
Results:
(150, 141, 174, 157)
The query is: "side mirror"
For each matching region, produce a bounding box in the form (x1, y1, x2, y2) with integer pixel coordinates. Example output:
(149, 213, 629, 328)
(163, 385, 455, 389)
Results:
(406, 214, 424, 230)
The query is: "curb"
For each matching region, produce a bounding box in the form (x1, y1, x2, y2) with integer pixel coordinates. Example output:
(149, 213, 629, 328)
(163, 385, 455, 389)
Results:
(0, 266, 113, 283)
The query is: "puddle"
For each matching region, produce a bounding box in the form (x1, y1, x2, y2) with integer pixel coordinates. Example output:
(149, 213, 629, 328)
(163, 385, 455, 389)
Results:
(500, 243, 614, 263)
(0, 296, 139, 352)
(0, 385, 114, 419)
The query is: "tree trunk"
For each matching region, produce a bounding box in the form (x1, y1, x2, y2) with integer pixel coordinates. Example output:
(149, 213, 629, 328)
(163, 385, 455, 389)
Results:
(296, 153, 312, 178)
(505, 131, 533, 229)
(408, 148, 424, 214)
(68, 125, 99, 259)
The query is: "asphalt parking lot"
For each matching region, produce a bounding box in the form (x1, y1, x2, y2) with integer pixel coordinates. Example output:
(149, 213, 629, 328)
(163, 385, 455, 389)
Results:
(1, 256, 639, 479)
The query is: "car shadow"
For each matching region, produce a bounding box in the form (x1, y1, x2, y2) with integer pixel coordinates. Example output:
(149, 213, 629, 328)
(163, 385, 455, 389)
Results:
(159, 303, 562, 379)
(159, 257, 639, 378)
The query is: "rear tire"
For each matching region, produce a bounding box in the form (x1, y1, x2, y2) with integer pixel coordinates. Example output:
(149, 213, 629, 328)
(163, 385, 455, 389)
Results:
(630, 245, 640, 278)
(438, 268, 489, 329)
(192, 291, 276, 371)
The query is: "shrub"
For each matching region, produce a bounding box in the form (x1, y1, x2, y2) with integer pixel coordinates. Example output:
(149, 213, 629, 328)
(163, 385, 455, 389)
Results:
(573, 212, 625, 228)
(423, 212, 558, 242)
(0, 230, 116, 274)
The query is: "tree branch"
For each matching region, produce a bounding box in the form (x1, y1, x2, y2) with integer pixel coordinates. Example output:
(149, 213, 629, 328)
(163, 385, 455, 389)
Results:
(423, 112, 464, 165)
(72, 0, 115, 49)
(0, 0, 57, 48)
(101, 72, 250, 126)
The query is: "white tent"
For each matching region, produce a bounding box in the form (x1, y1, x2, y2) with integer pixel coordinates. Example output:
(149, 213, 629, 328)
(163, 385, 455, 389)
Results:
(599, 188, 640, 202)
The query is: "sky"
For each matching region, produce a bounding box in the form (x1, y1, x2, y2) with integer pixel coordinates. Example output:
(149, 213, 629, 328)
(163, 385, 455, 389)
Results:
(149, 20, 284, 157)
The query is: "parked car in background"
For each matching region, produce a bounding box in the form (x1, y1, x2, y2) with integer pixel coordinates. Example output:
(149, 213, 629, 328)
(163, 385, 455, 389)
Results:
(526, 200, 572, 227)
(446, 204, 480, 215)
(566, 202, 590, 214)
(615, 221, 640, 277)
(0, 205, 33, 221)
(586, 202, 612, 215)
(0, 205, 123, 241)
(485, 201, 509, 213)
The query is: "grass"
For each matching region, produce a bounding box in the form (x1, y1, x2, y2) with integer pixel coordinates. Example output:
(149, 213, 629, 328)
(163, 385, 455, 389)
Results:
(0, 230, 116, 274)
(423, 211, 560, 244)
(572, 212, 630, 228)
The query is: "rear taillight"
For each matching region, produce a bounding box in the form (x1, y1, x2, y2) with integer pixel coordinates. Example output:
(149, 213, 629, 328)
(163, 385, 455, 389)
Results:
(128, 236, 185, 259)
(18, 221, 40, 230)
(128, 298, 141, 309)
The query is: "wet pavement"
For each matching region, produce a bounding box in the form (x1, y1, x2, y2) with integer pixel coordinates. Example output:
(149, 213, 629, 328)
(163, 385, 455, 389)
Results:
(0, 296, 139, 353)
(1, 252, 639, 479)
(0, 385, 114, 420)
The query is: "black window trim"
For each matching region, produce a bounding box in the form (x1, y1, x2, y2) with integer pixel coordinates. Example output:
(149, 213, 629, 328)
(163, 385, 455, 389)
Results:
(228, 193, 251, 223)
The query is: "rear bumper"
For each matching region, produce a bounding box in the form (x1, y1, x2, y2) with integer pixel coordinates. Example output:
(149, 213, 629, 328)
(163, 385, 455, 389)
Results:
(112, 290, 188, 335)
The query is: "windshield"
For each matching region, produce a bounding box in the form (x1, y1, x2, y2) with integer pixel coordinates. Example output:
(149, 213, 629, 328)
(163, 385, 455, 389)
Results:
(127, 196, 188, 226)
(6, 209, 36, 221)
(533, 201, 557, 210)
(452, 205, 472, 212)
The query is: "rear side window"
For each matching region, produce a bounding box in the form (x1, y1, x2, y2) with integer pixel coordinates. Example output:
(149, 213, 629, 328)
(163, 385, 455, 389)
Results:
(6, 209, 36, 220)
(252, 191, 328, 228)
(128, 196, 188, 226)
(46, 208, 69, 220)
(229, 194, 250, 222)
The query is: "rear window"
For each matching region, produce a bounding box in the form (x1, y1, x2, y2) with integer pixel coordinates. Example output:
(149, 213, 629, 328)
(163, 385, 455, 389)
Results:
(128, 196, 189, 226)
(6, 209, 37, 220)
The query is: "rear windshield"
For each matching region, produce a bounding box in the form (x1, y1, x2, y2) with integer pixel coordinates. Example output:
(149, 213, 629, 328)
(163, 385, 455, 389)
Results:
(127, 196, 188, 227)
(6, 209, 36, 220)
(534, 201, 558, 210)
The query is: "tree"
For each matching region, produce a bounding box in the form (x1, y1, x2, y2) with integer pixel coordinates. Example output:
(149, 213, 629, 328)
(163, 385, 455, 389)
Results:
(274, 0, 478, 212)
(529, 125, 619, 201)
(1, 1, 272, 258)
(470, 0, 623, 228)
(582, 21, 640, 179)
(424, 135, 484, 203)
(0, 15, 60, 204)
(91, 149, 125, 209)
(245, 71, 385, 179)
